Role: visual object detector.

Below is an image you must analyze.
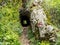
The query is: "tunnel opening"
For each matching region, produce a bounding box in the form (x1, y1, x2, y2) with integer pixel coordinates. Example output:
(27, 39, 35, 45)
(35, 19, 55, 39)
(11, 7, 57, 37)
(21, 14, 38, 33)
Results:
(19, 9, 31, 27)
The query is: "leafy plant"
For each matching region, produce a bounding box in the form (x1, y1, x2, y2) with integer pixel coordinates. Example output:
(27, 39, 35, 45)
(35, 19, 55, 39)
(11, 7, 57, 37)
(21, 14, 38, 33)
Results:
(0, 0, 22, 45)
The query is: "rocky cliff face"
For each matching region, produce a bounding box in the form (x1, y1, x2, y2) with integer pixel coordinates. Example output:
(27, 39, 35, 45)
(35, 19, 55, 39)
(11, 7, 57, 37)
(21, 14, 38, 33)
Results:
(30, 0, 57, 44)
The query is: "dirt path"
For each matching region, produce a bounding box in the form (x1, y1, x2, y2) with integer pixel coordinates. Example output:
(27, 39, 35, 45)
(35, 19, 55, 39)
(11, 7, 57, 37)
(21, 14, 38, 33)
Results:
(20, 27, 30, 45)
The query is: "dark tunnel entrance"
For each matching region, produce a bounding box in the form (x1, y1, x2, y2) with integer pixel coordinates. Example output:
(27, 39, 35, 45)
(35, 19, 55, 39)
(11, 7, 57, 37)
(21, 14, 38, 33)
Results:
(19, 9, 30, 27)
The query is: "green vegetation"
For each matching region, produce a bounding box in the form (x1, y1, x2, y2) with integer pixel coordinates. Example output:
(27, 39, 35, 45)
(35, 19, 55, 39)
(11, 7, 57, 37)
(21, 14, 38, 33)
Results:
(0, 0, 22, 45)
(42, 0, 60, 29)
